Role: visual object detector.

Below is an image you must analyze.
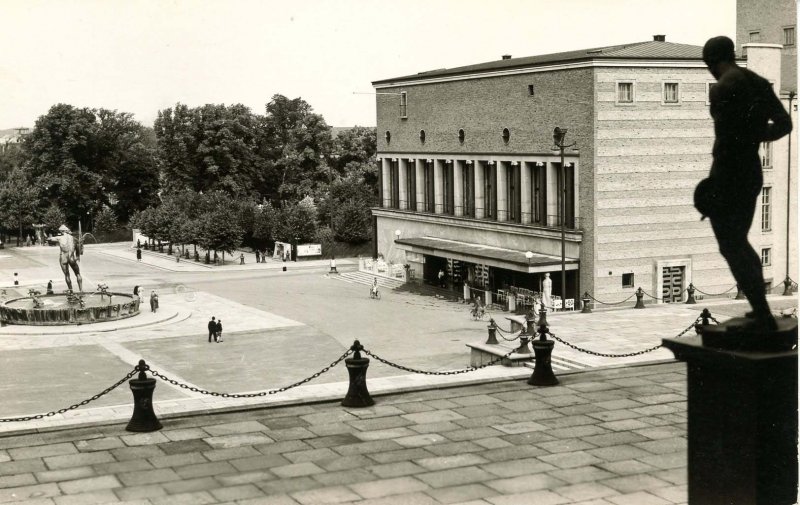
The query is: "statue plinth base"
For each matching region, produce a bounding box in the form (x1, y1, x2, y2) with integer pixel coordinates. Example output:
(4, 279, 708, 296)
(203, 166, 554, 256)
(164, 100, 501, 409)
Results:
(662, 319, 798, 505)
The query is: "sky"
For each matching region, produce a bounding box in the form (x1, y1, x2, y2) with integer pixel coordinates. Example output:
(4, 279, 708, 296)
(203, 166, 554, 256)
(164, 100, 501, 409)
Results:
(0, 0, 736, 130)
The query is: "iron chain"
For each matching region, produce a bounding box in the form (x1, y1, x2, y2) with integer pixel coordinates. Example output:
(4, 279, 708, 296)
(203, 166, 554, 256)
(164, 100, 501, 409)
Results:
(545, 316, 702, 359)
(363, 348, 515, 375)
(587, 293, 635, 306)
(148, 349, 352, 398)
(0, 369, 138, 423)
(492, 324, 521, 341)
(693, 284, 736, 296)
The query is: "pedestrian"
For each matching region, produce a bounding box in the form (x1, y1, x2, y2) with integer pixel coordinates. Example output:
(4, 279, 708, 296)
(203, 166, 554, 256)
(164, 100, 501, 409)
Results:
(208, 316, 217, 342)
(255, 250, 260, 263)
(696, 36, 792, 330)
(216, 319, 223, 343)
(150, 290, 159, 313)
(438, 268, 445, 288)
(136, 247, 142, 262)
(240, 253, 245, 265)
(46, 280, 53, 295)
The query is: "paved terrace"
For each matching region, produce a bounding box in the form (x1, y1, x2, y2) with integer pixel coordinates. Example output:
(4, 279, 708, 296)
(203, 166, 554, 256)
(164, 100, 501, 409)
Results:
(0, 361, 691, 505)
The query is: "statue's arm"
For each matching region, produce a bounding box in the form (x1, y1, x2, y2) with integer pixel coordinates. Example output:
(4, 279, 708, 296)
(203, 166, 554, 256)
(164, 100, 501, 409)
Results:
(762, 83, 793, 142)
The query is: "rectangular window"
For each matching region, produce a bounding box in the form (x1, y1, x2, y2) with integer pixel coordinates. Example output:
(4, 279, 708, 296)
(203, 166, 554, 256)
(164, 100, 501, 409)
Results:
(785, 26, 796, 46)
(617, 82, 634, 103)
(506, 163, 521, 223)
(444, 162, 454, 215)
(399, 92, 407, 118)
(761, 248, 772, 266)
(531, 163, 547, 225)
(749, 31, 761, 42)
(663, 82, 680, 104)
(463, 162, 475, 217)
(761, 187, 772, 231)
(424, 161, 435, 213)
(527, 84, 535, 97)
(406, 160, 416, 210)
(761, 142, 773, 168)
(484, 162, 496, 220)
(390, 159, 400, 209)
(622, 273, 635, 288)
(557, 162, 576, 228)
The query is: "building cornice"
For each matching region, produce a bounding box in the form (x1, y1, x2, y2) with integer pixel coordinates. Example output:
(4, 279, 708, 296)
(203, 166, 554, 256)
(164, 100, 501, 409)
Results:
(374, 59, 709, 89)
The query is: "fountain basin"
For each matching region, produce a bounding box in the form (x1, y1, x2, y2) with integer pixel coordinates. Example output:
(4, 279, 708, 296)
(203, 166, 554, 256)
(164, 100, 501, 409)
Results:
(0, 292, 141, 326)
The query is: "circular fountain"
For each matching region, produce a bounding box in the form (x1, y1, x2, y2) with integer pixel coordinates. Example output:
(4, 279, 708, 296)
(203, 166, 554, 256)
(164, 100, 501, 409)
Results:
(0, 289, 140, 326)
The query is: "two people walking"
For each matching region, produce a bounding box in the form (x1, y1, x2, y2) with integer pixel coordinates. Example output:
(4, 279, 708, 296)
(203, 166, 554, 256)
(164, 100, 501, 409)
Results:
(207, 316, 223, 343)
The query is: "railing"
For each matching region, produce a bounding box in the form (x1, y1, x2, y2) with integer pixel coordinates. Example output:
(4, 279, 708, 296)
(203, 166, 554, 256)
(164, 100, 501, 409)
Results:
(380, 201, 582, 230)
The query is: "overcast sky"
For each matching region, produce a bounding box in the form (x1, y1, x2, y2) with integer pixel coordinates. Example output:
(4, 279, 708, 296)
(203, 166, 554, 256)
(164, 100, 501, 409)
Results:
(0, 0, 736, 130)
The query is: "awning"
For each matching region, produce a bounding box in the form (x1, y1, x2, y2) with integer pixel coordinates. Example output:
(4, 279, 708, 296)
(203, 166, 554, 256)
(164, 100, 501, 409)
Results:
(395, 237, 579, 274)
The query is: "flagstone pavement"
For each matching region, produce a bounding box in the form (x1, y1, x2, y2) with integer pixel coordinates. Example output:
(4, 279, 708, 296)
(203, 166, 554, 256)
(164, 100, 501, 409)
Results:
(0, 360, 694, 505)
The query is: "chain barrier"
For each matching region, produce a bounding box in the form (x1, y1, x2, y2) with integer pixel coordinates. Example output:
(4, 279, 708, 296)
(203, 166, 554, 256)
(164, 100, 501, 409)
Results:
(147, 349, 352, 398)
(363, 348, 515, 375)
(587, 293, 636, 306)
(641, 289, 667, 301)
(545, 316, 702, 358)
(0, 368, 138, 423)
(492, 323, 521, 341)
(693, 284, 737, 296)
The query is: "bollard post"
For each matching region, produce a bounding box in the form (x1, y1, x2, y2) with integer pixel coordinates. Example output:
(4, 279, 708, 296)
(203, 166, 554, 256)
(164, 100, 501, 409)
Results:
(485, 319, 498, 345)
(634, 287, 645, 309)
(342, 340, 374, 408)
(514, 307, 536, 354)
(126, 360, 162, 432)
(783, 276, 793, 296)
(581, 291, 592, 313)
(735, 284, 746, 300)
(537, 301, 548, 328)
(13, 272, 18, 286)
(695, 308, 712, 335)
(686, 283, 697, 304)
(528, 306, 558, 386)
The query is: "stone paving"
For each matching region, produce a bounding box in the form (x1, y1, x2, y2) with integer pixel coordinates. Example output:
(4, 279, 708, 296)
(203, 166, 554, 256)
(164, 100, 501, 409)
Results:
(0, 360, 690, 505)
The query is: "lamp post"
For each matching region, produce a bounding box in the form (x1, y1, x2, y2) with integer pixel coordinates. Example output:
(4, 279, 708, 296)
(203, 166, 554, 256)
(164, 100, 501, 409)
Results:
(784, 91, 796, 295)
(552, 128, 576, 302)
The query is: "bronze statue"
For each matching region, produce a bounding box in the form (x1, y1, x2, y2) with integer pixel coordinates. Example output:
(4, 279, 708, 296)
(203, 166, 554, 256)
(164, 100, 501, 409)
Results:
(47, 224, 83, 293)
(696, 36, 792, 330)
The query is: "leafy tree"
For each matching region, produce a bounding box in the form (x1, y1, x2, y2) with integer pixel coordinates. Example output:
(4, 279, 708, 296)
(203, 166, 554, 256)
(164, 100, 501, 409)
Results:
(275, 201, 318, 244)
(93, 207, 118, 235)
(333, 199, 372, 243)
(41, 203, 66, 235)
(0, 167, 40, 245)
(333, 126, 377, 173)
(252, 201, 278, 247)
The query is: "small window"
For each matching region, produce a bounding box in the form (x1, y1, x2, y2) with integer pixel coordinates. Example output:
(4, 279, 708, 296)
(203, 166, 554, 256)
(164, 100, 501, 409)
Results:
(761, 187, 771, 231)
(622, 273, 634, 288)
(784, 27, 796, 46)
(399, 92, 407, 118)
(616, 82, 634, 103)
(749, 31, 761, 42)
(502, 128, 510, 143)
(663, 82, 680, 104)
(527, 84, 535, 97)
(385, 131, 391, 144)
(761, 248, 772, 266)
(458, 129, 465, 144)
(419, 130, 426, 143)
(761, 142, 773, 168)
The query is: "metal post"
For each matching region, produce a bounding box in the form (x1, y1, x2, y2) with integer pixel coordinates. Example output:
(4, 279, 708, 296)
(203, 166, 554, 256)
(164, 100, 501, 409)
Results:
(786, 91, 795, 294)
(528, 304, 558, 386)
(485, 319, 499, 345)
(126, 360, 162, 432)
(634, 287, 646, 309)
(581, 291, 592, 313)
(686, 283, 697, 304)
(342, 340, 374, 407)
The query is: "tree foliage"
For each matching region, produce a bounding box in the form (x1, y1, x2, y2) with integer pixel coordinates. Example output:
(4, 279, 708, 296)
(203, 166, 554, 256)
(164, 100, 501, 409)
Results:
(0, 167, 40, 244)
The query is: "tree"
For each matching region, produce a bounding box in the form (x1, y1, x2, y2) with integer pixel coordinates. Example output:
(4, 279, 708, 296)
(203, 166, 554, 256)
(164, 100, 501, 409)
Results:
(0, 167, 40, 245)
(42, 203, 66, 236)
(252, 201, 278, 247)
(275, 201, 318, 244)
(93, 207, 118, 235)
(333, 199, 372, 243)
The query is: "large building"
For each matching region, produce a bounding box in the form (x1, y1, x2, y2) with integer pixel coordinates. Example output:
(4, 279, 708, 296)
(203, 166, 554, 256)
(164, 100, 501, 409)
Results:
(371, 33, 796, 307)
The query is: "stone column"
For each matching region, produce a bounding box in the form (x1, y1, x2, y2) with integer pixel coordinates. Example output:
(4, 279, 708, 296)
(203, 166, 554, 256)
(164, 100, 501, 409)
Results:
(381, 158, 391, 208)
(453, 160, 464, 217)
(434, 159, 444, 214)
(398, 158, 408, 210)
(521, 161, 532, 224)
(475, 161, 485, 219)
(414, 160, 424, 212)
(496, 161, 508, 222)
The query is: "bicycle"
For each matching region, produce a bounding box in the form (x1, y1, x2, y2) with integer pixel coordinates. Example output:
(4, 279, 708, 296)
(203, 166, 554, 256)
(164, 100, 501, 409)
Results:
(470, 305, 487, 321)
(370, 287, 381, 300)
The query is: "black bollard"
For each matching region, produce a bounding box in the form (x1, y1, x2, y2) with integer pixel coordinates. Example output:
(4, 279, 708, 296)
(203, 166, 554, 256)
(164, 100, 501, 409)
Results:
(342, 340, 374, 408)
(126, 360, 162, 432)
(634, 287, 645, 309)
(686, 283, 697, 304)
(485, 319, 498, 345)
(13, 272, 18, 286)
(581, 291, 592, 313)
(783, 276, 793, 296)
(735, 284, 746, 300)
(528, 309, 558, 386)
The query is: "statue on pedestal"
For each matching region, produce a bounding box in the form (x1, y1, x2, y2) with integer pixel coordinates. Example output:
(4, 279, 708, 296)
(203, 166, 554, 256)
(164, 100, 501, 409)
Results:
(542, 273, 553, 310)
(47, 225, 83, 293)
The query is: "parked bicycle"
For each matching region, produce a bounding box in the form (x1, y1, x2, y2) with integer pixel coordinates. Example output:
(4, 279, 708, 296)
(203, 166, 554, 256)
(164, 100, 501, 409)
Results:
(470, 302, 487, 321)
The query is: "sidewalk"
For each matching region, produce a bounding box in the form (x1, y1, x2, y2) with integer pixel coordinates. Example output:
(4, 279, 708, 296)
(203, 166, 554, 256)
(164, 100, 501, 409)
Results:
(0, 360, 690, 505)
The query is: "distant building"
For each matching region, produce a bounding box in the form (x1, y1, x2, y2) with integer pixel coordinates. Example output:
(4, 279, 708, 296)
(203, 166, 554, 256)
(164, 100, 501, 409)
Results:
(371, 33, 796, 306)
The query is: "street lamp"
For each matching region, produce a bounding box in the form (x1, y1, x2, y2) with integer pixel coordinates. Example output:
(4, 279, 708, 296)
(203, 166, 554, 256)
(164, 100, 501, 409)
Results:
(395, 229, 401, 240)
(525, 250, 533, 266)
(552, 127, 577, 302)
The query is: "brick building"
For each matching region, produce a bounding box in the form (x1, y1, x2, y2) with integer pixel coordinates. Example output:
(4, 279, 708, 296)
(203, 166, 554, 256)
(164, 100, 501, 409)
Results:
(371, 35, 795, 306)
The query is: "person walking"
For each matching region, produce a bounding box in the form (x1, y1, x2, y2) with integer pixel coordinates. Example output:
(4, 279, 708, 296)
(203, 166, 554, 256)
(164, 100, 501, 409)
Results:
(255, 250, 260, 263)
(149, 290, 159, 313)
(216, 319, 223, 343)
(240, 253, 245, 265)
(208, 316, 217, 342)
(46, 280, 53, 295)
(136, 247, 142, 262)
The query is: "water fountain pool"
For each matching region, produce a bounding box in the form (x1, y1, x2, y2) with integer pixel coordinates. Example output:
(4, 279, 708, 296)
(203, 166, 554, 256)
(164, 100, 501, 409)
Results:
(0, 290, 140, 326)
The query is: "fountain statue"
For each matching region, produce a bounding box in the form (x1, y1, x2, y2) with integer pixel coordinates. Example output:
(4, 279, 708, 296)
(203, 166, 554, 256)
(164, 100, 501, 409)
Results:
(47, 225, 83, 293)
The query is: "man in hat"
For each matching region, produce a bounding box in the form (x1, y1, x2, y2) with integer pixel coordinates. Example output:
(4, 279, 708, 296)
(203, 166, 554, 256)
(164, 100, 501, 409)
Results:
(46, 225, 83, 293)
(699, 36, 792, 330)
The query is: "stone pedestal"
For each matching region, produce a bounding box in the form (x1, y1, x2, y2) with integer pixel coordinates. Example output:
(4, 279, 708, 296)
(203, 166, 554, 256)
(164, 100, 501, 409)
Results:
(662, 318, 798, 505)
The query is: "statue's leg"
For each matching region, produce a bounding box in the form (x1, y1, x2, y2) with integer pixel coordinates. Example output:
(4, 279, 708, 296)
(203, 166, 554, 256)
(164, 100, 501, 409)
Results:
(60, 262, 72, 291)
(69, 260, 83, 293)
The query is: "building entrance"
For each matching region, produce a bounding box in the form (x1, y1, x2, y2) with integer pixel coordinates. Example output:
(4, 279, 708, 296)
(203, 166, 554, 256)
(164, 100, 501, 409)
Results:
(661, 266, 685, 303)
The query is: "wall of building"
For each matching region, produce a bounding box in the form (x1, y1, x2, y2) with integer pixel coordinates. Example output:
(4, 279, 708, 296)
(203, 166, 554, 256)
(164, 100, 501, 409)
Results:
(736, 0, 796, 92)
(592, 66, 728, 301)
